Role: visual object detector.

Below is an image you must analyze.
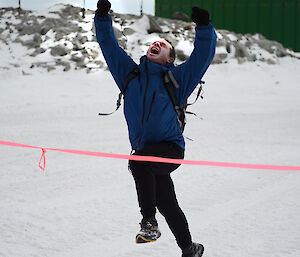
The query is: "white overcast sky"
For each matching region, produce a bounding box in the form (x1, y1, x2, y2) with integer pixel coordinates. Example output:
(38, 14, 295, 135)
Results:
(0, 0, 155, 15)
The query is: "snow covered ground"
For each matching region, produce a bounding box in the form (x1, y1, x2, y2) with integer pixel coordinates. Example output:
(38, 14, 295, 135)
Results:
(1, 5, 300, 257)
(1, 57, 300, 257)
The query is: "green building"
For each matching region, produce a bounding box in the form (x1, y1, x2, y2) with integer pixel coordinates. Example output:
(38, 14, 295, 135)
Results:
(155, 0, 300, 52)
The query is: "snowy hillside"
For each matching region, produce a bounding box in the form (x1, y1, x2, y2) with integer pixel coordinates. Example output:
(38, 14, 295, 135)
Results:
(1, 4, 300, 257)
(1, 4, 299, 74)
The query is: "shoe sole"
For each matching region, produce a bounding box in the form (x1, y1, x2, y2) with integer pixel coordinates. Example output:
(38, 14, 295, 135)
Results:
(136, 235, 158, 243)
(182, 244, 204, 257)
(136, 231, 161, 244)
(198, 245, 205, 257)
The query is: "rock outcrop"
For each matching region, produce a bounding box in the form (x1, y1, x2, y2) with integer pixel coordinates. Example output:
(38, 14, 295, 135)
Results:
(0, 4, 298, 73)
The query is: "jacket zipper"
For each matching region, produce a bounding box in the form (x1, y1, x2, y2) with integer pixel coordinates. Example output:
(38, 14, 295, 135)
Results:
(137, 59, 150, 150)
(146, 91, 156, 121)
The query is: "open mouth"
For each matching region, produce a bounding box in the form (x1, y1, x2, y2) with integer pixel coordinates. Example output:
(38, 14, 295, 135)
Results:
(150, 47, 160, 55)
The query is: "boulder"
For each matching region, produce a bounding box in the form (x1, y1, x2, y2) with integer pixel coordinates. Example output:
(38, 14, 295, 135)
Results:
(60, 5, 82, 20)
(0, 34, 7, 43)
(22, 34, 42, 48)
(267, 58, 276, 65)
(76, 33, 88, 44)
(276, 48, 288, 57)
(173, 12, 189, 22)
(184, 24, 192, 30)
(237, 57, 246, 64)
(50, 45, 70, 56)
(234, 42, 249, 58)
(40, 18, 57, 35)
(176, 49, 189, 61)
(212, 56, 223, 64)
(56, 59, 71, 71)
(71, 54, 85, 63)
(147, 15, 163, 34)
(226, 42, 232, 53)
(72, 40, 84, 51)
(16, 24, 41, 35)
(113, 27, 123, 40)
(247, 54, 257, 62)
(216, 53, 228, 60)
(54, 24, 82, 41)
(30, 47, 46, 57)
(123, 27, 135, 36)
(40, 26, 50, 35)
(47, 66, 56, 72)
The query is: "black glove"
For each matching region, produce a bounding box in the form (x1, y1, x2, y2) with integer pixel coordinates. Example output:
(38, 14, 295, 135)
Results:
(191, 7, 210, 26)
(96, 0, 111, 18)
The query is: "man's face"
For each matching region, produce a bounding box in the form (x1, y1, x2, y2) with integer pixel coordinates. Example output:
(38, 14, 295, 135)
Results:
(146, 40, 174, 66)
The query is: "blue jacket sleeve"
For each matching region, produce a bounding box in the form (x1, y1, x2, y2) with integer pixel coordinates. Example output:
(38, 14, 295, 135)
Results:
(94, 14, 137, 91)
(170, 24, 217, 105)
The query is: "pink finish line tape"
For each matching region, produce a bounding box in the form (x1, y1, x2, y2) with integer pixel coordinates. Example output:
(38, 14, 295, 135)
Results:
(1, 140, 300, 171)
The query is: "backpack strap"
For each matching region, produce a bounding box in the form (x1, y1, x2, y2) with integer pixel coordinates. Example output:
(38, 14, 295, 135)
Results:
(122, 66, 140, 95)
(163, 71, 186, 131)
(186, 80, 205, 107)
(99, 66, 140, 116)
(166, 70, 179, 89)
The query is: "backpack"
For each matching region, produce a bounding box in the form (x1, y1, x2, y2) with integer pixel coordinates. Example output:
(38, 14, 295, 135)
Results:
(99, 66, 204, 132)
(163, 70, 204, 132)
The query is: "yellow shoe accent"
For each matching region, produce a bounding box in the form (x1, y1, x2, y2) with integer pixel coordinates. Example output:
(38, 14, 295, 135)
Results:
(136, 235, 157, 243)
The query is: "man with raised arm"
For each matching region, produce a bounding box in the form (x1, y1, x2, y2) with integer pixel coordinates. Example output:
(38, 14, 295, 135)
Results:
(94, 1, 216, 256)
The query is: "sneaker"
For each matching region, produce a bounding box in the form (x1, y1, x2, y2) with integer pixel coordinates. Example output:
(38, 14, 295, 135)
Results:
(136, 217, 161, 243)
(182, 243, 204, 257)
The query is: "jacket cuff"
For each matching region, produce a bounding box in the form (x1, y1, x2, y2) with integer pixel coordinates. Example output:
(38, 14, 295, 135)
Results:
(94, 13, 111, 22)
(195, 23, 212, 30)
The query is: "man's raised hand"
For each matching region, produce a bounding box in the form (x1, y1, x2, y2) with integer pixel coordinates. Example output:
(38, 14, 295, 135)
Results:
(191, 7, 210, 26)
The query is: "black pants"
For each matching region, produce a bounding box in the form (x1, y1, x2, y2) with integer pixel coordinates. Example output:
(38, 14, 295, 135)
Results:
(129, 141, 192, 250)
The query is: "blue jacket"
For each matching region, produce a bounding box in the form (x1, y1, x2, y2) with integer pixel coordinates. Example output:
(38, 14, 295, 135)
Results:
(94, 15, 217, 151)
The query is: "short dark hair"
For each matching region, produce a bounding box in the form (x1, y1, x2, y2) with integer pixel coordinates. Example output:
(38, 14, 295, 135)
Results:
(165, 39, 176, 61)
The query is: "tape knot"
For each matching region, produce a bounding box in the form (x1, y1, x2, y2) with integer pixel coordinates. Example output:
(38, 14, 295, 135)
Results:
(39, 148, 46, 171)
